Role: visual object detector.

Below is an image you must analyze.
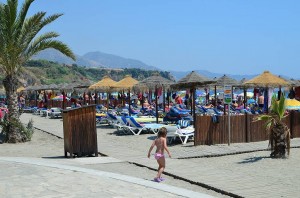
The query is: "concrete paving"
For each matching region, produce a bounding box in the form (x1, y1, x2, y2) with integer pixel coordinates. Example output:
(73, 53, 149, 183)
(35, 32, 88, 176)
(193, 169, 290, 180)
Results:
(1, 113, 300, 197)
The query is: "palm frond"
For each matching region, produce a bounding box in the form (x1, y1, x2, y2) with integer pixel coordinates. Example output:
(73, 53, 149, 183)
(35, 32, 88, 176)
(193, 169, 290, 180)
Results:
(278, 92, 286, 119)
(0, 0, 74, 74)
(17, 12, 46, 50)
(264, 120, 273, 131)
(270, 94, 279, 115)
(253, 114, 272, 122)
(26, 39, 75, 60)
(40, 13, 63, 27)
(17, 0, 34, 26)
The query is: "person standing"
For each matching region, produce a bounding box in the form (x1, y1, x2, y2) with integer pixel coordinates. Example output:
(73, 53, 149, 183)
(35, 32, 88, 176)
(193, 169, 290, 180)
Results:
(147, 127, 171, 182)
(258, 93, 264, 108)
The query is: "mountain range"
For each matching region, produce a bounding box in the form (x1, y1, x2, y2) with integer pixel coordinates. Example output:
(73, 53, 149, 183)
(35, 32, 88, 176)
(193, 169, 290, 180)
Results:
(33, 49, 257, 81)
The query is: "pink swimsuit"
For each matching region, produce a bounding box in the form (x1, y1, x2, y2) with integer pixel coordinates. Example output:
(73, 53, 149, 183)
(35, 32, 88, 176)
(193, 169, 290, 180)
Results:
(154, 153, 165, 160)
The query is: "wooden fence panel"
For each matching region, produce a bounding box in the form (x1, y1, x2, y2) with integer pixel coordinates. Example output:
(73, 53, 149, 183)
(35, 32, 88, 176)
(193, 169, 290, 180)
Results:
(230, 115, 247, 143)
(193, 111, 300, 146)
(290, 111, 300, 138)
(247, 114, 268, 142)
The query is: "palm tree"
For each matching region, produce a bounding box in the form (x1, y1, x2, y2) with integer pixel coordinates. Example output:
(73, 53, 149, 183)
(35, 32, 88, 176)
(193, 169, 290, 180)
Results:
(0, 0, 75, 143)
(254, 93, 290, 158)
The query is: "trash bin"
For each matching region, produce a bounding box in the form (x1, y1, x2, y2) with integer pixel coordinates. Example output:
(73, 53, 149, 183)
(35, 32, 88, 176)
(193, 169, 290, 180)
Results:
(63, 105, 98, 157)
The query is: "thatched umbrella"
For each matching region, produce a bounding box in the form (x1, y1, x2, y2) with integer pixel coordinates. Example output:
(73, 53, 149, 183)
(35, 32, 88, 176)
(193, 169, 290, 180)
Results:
(243, 71, 291, 112)
(89, 76, 117, 91)
(24, 85, 42, 106)
(278, 77, 300, 87)
(134, 74, 175, 123)
(171, 71, 216, 134)
(243, 71, 290, 88)
(111, 75, 139, 115)
(215, 75, 239, 86)
(88, 76, 117, 109)
(213, 74, 239, 108)
(235, 78, 250, 108)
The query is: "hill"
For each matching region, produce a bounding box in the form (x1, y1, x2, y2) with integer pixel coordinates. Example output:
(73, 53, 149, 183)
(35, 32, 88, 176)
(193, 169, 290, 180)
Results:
(33, 49, 158, 70)
(15, 60, 174, 87)
(32, 49, 261, 81)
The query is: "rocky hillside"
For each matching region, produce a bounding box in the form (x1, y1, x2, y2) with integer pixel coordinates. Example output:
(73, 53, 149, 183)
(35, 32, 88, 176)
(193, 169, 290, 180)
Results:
(0, 60, 174, 87)
(33, 49, 158, 70)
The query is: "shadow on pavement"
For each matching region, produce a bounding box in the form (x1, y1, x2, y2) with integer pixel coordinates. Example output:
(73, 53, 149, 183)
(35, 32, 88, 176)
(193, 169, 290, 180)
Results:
(238, 156, 270, 164)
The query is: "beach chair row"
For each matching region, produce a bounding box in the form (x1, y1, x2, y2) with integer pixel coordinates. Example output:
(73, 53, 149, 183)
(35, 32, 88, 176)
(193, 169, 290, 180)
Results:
(104, 112, 194, 144)
(30, 107, 62, 119)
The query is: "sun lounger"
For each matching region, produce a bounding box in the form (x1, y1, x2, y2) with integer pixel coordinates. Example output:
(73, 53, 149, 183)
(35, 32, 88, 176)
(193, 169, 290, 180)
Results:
(49, 107, 62, 119)
(105, 112, 118, 126)
(175, 126, 194, 144)
(113, 116, 136, 135)
(177, 119, 191, 128)
(160, 124, 178, 144)
(125, 116, 163, 135)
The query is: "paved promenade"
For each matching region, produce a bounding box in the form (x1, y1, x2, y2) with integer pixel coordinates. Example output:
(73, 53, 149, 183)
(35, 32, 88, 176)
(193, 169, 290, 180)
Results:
(1, 113, 300, 197)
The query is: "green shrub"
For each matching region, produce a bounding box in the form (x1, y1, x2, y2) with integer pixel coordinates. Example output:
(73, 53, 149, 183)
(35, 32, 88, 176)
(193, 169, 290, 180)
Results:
(0, 117, 34, 142)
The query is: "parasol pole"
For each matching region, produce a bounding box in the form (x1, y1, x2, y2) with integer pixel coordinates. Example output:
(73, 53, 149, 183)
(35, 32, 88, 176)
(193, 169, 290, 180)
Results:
(155, 85, 159, 124)
(128, 89, 131, 116)
(214, 85, 217, 106)
(62, 91, 65, 109)
(106, 91, 109, 113)
(35, 90, 38, 107)
(83, 92, 86, 105)
(167, 90, 170, 109)
(192, 87, 196, 137)
(243, 88, 247, 109)
(163, 86, 166, 113)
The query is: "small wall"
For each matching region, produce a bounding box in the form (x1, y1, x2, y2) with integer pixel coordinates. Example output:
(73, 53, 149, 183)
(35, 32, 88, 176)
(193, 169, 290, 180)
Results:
(195, 111, 300, 146)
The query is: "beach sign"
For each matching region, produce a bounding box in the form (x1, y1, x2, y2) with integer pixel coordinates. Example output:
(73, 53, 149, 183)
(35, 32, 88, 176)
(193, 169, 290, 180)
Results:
(224, 85, 232, 104)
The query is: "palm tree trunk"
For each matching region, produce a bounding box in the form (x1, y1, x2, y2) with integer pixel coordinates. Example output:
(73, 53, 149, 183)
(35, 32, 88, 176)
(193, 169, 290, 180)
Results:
(3, 75, 26, 143)
(270, 123, 288, 158)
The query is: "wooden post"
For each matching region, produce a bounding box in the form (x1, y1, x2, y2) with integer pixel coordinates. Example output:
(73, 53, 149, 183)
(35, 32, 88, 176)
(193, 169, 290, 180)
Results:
(155, 86, 159, 124)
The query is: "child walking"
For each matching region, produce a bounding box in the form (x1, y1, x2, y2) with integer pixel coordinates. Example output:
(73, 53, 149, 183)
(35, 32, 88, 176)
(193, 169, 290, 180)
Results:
(147, 127, 171, 182)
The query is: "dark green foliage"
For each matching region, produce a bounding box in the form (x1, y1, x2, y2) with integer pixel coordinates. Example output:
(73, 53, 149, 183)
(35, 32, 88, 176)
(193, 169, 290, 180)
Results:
(0, 117, 34, 142)
(18, 60, 175, 85)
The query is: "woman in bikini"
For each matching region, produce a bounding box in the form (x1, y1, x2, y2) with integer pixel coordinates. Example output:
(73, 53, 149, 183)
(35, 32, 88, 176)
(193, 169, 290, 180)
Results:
(147, 127, 171, 182)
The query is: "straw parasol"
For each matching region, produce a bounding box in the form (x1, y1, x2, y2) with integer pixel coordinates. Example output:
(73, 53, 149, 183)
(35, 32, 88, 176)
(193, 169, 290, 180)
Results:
(211, 75, 239, 106)
(134, 73, 175, 123)
(111, 75, 139, 90)
(243, 71, 291, 113)
(171, 71, 215, 90)
(137, 73, 174, 90)
(89, 76, 117, 91)
(88, 76, 117, 109)
(171, 71, 216, 134)
(111, 75, 139, 115)
(215, 75, 239, 86)
(243, 71, 290, 88)
(282, 78, 300, 87)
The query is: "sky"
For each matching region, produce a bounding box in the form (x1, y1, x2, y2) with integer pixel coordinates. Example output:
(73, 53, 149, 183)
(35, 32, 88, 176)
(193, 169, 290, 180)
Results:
(5, 0, 300, 78)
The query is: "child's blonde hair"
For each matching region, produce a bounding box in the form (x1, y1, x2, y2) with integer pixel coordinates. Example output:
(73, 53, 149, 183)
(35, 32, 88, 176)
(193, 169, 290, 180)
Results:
(158, 127, 167, 138)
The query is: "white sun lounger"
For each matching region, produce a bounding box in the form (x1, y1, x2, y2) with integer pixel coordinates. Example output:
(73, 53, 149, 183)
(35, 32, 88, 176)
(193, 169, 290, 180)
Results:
(175, 127, 194, 144)
(125, 116, 163, 135)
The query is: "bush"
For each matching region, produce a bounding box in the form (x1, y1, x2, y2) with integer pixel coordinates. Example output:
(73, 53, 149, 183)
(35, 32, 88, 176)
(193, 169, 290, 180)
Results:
(0, 117, 34, 142)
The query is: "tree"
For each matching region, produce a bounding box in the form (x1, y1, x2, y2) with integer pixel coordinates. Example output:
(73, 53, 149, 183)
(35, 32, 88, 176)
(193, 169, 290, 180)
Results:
(254, 93, 291, 158)
(0, 0, 75, 143)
